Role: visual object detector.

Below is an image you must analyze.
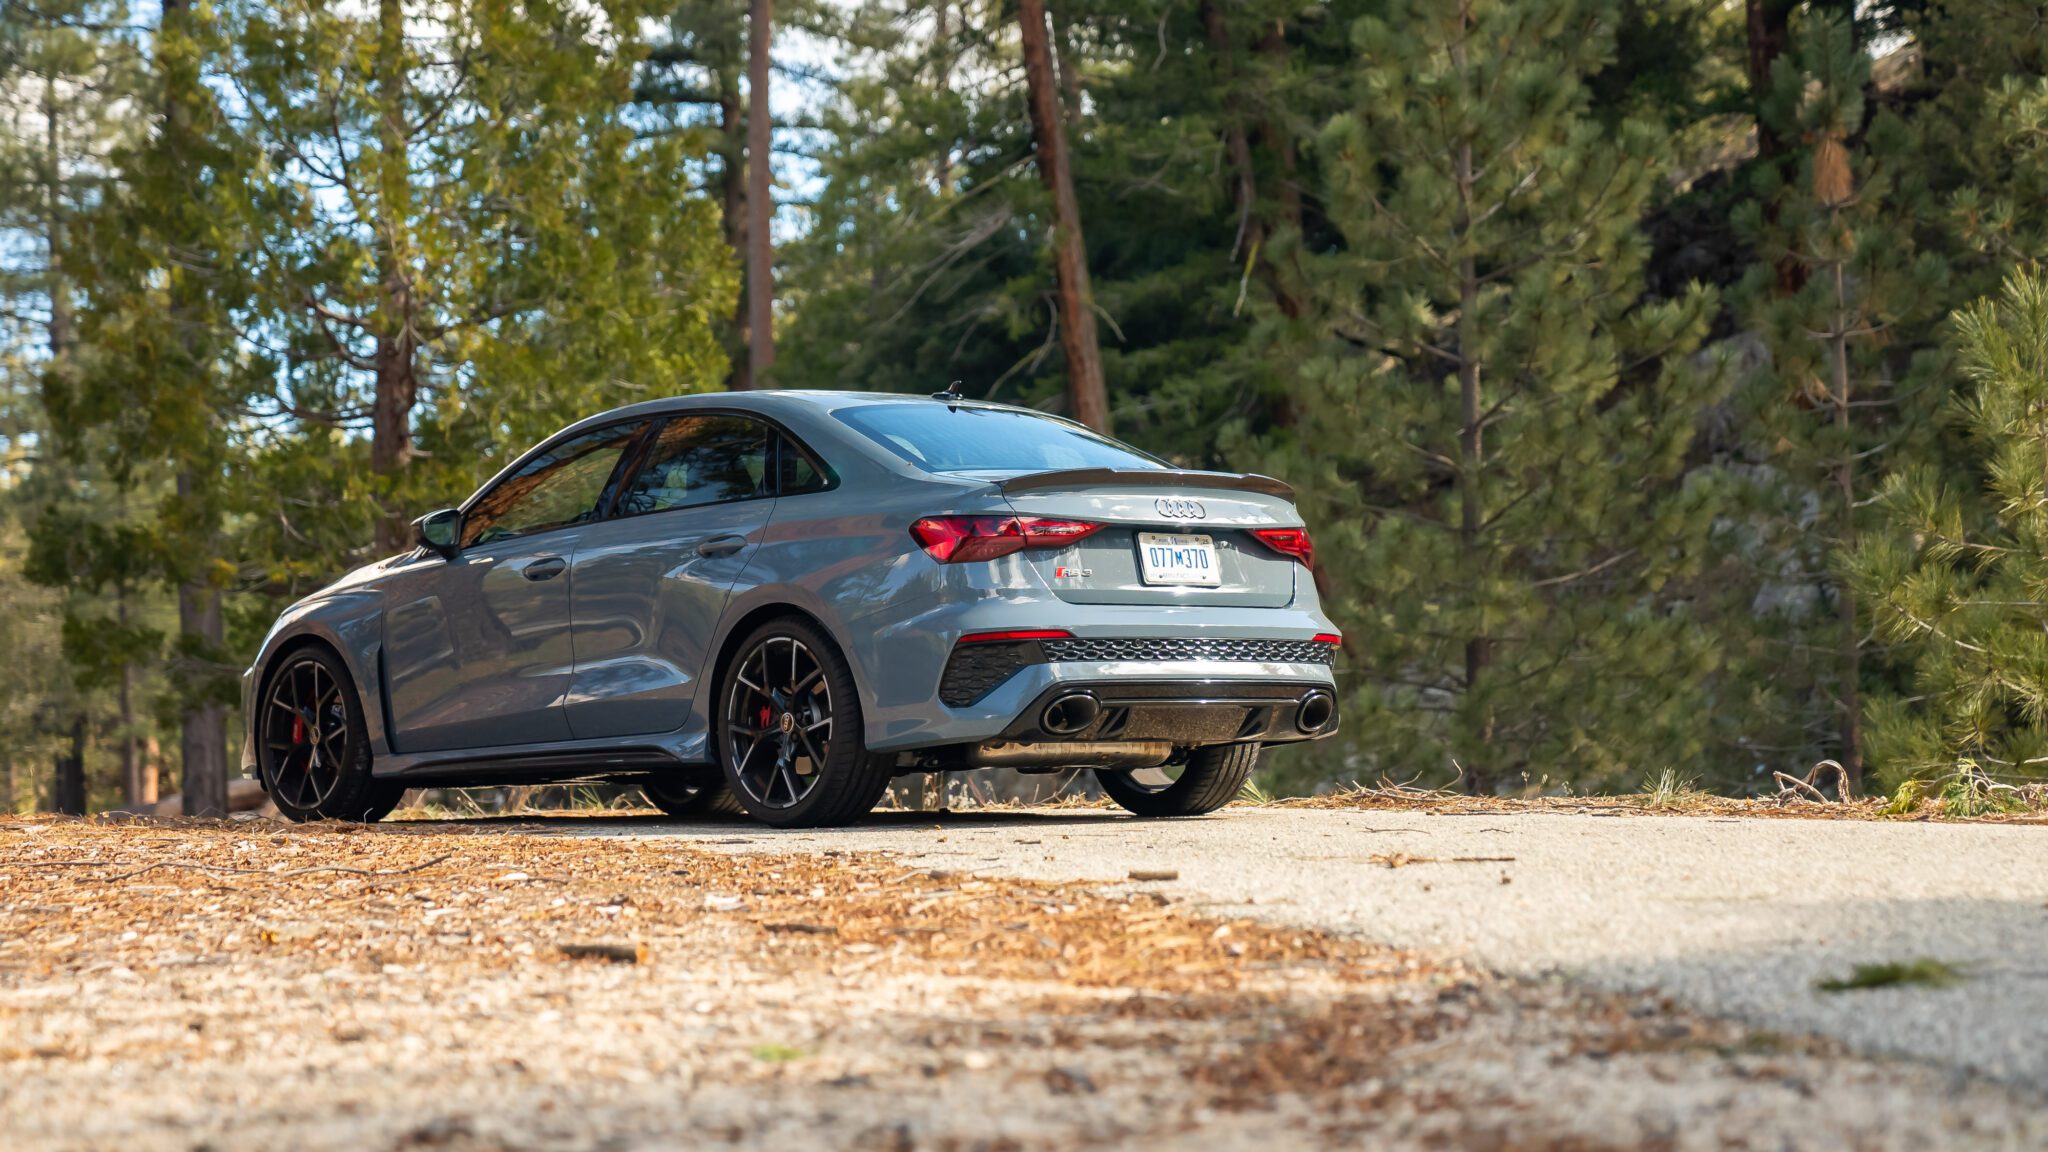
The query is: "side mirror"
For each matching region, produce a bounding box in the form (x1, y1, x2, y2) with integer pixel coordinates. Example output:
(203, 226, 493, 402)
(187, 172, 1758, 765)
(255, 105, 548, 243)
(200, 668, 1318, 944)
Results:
(413, 508, 462, 559)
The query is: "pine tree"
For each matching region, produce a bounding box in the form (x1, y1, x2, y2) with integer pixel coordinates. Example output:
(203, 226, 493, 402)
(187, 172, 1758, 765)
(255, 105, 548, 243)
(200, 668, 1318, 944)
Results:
(1734, 11, 1949, 794)
(224, 0, 734, 555)
(37, 0, 254, 815)
(1246, 0, 1725, 792)
(1854, 268, 2048, 786)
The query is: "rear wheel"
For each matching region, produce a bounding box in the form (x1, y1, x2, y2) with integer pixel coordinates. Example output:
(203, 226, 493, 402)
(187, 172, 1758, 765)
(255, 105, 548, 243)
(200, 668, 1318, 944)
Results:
(1097, 743, 1261, 817)
(258, 647, 399, 822)
(642, 776, 745, 819)
(717, 617, 893, 828)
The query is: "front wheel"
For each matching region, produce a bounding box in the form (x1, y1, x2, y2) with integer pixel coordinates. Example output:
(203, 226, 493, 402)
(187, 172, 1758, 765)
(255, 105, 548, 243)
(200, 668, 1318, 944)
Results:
(258, 647, 398, 823)
(717, 617, 894, 828)
(1097, 743, 1261, 817)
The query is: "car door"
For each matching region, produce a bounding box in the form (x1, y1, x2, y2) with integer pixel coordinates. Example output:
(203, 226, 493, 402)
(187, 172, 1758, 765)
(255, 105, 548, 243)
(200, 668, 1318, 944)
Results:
(383, 421, 646, 752)
(564, 414, 782, 740)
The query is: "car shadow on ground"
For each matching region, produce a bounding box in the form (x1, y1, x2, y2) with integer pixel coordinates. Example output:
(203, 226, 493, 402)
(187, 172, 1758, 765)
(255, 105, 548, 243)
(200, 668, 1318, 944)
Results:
(381, 806, 1133, 835)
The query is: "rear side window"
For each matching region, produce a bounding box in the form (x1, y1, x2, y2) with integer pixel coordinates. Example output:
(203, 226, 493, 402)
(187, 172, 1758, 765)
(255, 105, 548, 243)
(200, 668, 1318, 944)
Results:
(836, 403, 1165, 474)
(616, 415, 771, 515)
(777, 434, 831, 495)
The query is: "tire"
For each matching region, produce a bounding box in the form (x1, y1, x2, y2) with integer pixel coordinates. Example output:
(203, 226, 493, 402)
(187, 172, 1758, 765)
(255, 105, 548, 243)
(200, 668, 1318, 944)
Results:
(1097, 742, 1261, 818)
(716, 616, 894, 828)
(257, 646, 394, 823)
(642, 776, 746, 819)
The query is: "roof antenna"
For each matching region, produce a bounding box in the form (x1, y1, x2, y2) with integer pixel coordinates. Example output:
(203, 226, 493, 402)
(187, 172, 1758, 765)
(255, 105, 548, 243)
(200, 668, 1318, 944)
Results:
(930, 380, 965, 406)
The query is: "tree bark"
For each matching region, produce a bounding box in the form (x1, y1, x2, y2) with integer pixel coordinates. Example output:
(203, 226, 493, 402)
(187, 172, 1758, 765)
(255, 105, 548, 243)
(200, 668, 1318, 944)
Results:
(718, 29, 750, 388)
(177, 469, 229, 819)
(1451, 6, 1491, 795)
(1018, 0, 1111, 432)
(55, 715, 87, 816)
(369, 0, 418, 554)
(1829, 259, 1863, 798)
(1746, 0, 1804, 296)
(159, 0, 230, 818)
(43, 74, 71, 355)
(935, 1, 954, 196)
(118, 584, 143, 804)
(744, 0, 776, 387)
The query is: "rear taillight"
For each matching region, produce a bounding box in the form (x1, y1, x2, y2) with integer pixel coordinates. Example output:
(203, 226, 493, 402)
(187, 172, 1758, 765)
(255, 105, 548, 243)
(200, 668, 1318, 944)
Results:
(911, 516, 1104, 563)
(1250, 526, 1315, 568)
(958, 629, 1074, 645)
(1313, 632, 1342, 647)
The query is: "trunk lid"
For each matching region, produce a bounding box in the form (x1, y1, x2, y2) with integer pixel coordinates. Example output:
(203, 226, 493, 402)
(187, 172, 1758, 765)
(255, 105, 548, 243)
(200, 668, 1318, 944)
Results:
(991, 472, 1301, 607)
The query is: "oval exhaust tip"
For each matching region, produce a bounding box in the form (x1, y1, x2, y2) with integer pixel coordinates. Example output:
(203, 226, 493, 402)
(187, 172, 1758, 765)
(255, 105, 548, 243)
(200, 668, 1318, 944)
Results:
(1041, 693, 1102, 736)
(1296, 691, 1335, 734)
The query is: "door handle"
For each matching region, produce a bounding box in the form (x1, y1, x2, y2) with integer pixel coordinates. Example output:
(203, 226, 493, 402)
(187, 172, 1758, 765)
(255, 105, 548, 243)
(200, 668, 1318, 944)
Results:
(696, 534, 749, 558)
(522, 556, 567, 581)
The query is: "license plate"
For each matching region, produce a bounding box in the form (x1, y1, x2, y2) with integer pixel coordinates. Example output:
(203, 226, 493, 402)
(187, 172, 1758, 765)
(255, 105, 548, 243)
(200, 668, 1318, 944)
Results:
(1137, 532, 1221, 586)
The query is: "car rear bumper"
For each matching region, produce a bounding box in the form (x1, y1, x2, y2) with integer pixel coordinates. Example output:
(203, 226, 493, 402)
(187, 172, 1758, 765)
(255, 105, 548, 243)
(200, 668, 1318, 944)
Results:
(993, 678, 1338, 745)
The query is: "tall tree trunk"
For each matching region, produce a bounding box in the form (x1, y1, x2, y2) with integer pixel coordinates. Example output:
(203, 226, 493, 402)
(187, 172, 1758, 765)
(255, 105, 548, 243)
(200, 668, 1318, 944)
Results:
(117, 584, 143, 804)
(43, 75, 70, 355)
(369, 0, 418, 554)
(54, 717, 87, 816)
(744, 0, 776, 387)
(1451, 8, 1491, 796)
(1746, 0, 1803, 295)
(935, 1, 954, 196)
(1829, 261, 1863, 798)
(1256, 21, 1302, 239)
(176, 477, 228, 817)
(718, 37, 749, 388)
(1019, 0, 1111, 432)
(1203, 2, 1258, 260)
(160, 0, 229, 818)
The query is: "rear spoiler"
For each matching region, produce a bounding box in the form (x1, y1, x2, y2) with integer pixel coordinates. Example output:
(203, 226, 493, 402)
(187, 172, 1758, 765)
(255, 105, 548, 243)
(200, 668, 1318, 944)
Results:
(995, 468, 1295, 502)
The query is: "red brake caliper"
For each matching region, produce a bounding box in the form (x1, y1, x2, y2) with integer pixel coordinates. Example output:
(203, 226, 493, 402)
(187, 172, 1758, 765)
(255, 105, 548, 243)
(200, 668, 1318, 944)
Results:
(758, 705, 772, 729)
(291, 714, 306, 744)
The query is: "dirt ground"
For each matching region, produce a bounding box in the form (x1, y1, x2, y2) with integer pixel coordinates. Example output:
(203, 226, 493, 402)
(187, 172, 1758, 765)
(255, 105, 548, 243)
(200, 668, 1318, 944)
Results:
(3, 815, 2044, 1151)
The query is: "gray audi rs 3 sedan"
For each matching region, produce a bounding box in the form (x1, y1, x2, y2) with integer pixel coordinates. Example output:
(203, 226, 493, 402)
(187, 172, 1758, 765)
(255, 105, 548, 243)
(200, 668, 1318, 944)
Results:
(241, 390, 1342, 827)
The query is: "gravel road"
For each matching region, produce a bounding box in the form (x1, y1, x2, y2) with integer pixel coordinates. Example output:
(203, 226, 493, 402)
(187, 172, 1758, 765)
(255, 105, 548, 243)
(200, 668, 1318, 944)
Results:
(591, 805, 2048, 1087)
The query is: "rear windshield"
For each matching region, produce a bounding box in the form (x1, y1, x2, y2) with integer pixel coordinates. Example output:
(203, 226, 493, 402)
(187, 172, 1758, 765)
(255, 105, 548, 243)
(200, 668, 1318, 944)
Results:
(836, 403, 1166, 474)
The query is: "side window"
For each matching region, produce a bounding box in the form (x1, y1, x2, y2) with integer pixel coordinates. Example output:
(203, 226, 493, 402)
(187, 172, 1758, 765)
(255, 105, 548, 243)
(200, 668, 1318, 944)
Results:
(616, 415, 770, 516)
(461, 422, 642, 548)
(778, 434, 830, 495)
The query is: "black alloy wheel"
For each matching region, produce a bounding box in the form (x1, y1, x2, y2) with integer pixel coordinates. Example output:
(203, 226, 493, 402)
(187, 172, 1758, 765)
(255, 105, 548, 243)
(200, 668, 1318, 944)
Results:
(259, 647, 400, 823)
(718, 617, 893, 827)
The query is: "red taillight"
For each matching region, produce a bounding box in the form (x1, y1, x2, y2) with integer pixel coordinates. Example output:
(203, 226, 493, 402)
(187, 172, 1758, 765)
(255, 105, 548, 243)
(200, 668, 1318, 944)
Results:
(910, 516, 1104, 563)
(1250, 526, 1315, 568)
(958, 628, 1074, 645)
(1313, 632, 1342, 647)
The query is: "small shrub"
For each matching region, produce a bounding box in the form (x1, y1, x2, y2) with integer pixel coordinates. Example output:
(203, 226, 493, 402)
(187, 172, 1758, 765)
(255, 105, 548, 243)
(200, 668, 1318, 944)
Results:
(1816, 958, 1964, 992)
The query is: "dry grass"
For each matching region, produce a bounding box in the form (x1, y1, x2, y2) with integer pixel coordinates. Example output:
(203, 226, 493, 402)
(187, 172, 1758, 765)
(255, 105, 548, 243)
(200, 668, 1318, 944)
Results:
(1254, 782, 2048, 824)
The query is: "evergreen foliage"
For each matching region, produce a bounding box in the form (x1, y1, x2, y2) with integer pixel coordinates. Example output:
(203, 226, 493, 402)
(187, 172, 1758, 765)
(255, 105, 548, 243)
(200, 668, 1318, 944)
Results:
(1855, 269, 2048, 785)
(1239, 0, 1725, 791)
(11, 0, 2048, 807)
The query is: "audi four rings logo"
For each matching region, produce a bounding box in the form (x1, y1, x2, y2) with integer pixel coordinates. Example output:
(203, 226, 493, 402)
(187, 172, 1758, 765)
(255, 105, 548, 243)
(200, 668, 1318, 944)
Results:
(1154, 497, 1207, 520)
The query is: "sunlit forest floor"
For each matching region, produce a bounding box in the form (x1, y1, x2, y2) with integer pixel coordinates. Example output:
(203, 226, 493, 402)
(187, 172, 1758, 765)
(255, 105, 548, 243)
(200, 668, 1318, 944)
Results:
(3, 818, 2044, 1150)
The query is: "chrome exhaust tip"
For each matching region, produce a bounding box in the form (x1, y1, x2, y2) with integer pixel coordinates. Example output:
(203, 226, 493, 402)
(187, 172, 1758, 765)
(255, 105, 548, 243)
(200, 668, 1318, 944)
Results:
(1296, 690, 1336, 734)
(1040, 692, 1102, 736)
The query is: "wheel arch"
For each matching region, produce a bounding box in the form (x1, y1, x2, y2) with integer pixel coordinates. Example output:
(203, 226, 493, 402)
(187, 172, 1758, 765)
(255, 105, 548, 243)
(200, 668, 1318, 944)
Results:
(697, 596, 874, 741)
